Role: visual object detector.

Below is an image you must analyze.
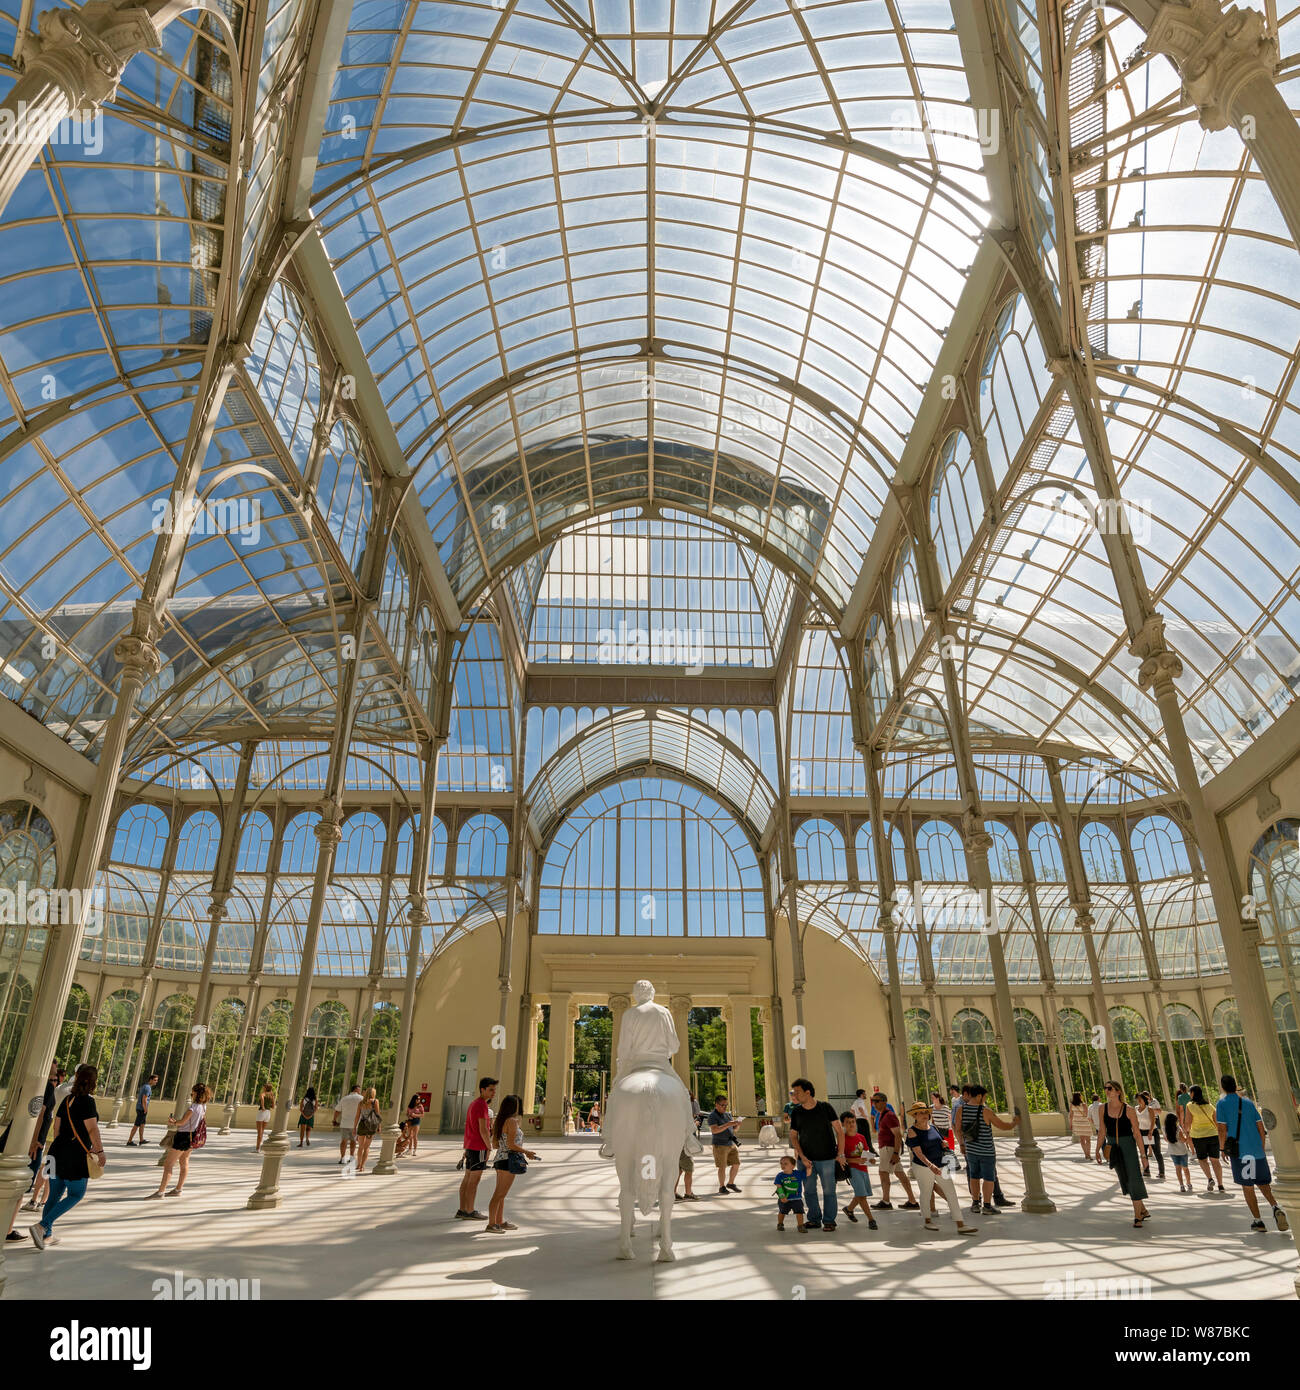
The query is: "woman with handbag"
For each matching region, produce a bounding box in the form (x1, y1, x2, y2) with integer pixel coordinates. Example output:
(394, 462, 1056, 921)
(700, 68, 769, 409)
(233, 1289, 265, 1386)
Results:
(1101, 1081, 1151, 1227)
(353, 1087, 382, 1172)
(30, 1063, 105, 1249)
(485, 1094, 538, 1233)
(150, 1082, 210, 1199)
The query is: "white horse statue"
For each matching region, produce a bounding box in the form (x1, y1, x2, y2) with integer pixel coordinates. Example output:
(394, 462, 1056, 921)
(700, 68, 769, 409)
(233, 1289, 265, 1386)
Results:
(600, 980, 701, 1262)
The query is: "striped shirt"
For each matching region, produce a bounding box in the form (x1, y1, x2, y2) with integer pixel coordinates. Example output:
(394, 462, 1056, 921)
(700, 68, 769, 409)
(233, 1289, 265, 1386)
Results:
(962, 1102, 996, 1156)
(931, 1103, 952, 1130)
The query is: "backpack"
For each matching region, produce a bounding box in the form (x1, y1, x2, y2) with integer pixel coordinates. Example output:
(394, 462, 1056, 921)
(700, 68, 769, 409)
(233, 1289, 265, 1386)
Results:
(191, 1117, 207, 1151)
(961, 1102, 981, 1139)
(301, 1097, 316, 1119)
(357, 1105, 381, 1137)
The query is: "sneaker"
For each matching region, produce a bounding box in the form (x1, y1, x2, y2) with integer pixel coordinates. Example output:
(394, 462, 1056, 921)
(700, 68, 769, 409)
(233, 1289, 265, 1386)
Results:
(717, 1186, 729, 1195)
(901, 1201, 920, 1210)
(454, 1210, 472, 1219)
(484, 1224, 504, 1233)
(801, 1222, 821, 1232)
(871, 1200, 892, 1210)
(968, 1203, 983, 1216)
(844, 1209, 858, 1223)
(868, 1218, 879, 1230)
(981, 1204, 1002, 1215)
(498, 1222, 518, 1231)
(21, 1201, 37, 1212)
(684, 1193, 699, 1201)
(777, 1222, 786, 1230)
(5, 1230, 23, 1242)
(923, 1220, 939, 1231)
(29, 1226, 46, 1250)
(822, 1222, 836, 1231)
(674, 1193, 684, 1201)
(1274, 1207, 1290, 1232)
(725, 1183, 742, 1193)
(1251, 1219, 1267, 1232)
(993, 1197, 1013, 1207)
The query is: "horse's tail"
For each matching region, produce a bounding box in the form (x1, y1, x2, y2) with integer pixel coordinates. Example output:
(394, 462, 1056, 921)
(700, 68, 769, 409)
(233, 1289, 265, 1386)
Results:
(635, 1087, 663, 1216)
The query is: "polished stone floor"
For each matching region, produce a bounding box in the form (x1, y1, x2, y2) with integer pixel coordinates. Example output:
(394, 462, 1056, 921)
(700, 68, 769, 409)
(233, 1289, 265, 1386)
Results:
(4, 1128, 1296, 1300)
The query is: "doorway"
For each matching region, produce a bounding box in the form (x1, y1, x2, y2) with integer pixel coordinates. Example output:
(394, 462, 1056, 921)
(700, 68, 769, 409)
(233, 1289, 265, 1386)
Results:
(824, 1049, 858, 1114)
(440, 1044, 478, 1135)
(569, 1062, 606, 1131)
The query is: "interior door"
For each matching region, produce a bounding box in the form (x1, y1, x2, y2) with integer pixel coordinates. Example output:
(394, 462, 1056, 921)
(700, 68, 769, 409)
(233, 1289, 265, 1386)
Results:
(441, 1045, 479, 1134)
(823, 1049, 858, 1113)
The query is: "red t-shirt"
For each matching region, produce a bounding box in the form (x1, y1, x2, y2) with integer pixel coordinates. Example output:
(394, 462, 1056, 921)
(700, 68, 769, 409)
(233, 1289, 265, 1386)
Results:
(876, 1110, 901, 1150)
(463, 1097, 492, 1151)
(844, 1131, 870, 1171)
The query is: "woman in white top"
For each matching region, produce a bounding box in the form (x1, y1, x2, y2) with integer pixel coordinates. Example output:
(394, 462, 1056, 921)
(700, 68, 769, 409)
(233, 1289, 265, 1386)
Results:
(1068, 1091, 1094, 1160)
(1135, 1092, 1165, 1180)
(485, 1094, 539, 1233)
(150, 1083, 210, 1198)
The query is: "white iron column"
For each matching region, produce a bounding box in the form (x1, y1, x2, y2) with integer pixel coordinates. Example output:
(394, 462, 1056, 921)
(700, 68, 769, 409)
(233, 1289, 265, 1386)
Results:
(0, 608, 161, 1295)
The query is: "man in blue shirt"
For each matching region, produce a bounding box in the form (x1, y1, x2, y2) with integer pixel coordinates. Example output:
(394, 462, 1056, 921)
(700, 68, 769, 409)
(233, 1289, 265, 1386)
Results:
(128, 1073, 159, 1146)
(1215, 1074, 1289, 1233)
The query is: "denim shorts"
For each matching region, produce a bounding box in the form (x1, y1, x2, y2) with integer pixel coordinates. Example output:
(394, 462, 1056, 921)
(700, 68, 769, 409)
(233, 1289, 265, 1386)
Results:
(966, 1151, 997, 1184)
(848, 1166, 873, 1197)
(1172, 1152, 1189, 1168)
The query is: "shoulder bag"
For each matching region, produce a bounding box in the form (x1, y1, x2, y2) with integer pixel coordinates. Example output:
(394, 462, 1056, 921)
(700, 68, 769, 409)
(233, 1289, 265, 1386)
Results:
(63, 1098, 104, 1179)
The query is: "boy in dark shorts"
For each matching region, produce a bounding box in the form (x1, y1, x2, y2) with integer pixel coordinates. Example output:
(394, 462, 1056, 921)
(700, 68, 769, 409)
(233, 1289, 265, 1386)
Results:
(772, 1155, 807, 1231)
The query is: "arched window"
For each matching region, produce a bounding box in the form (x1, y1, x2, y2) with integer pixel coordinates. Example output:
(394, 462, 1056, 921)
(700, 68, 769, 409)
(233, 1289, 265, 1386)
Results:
(1248, 821, 1300, 986)
(110, 804, 170, 869)
(247, 278, 322, 472)
(146, 992, 196, 1100)
(985, 821, 1022, 882)
(1274, 993, 1300, 1095)
(1159, 1002, 1214, 1094)
(55, 982, 93, 1068)
(789, 629, 864, 796)
(864, 613, 892, 727)
(243, 998, 293, 1104)
(1014, 1007, 1056, 1111)
(361, 1001, 402, 1102)
(456, 814, 509, 878)
(315, 417, 372, 576)
(538, 777, 765, 938)
(916, 821, 966, 882)
(0, 801, 58, 1112)
(949, 1007, 1006, 1110)
(1080, 821, 1124, 882)
(1131, 815, 1192, 881)
(84, 987, 139, 1096)
(886, 821, 909, 884)
(979, 293, 1051, 486)
(337, 812, 386, 876)
(298, 1000, 352, 1100)
(1108, 1004, 1162, 1101)
(280, 812, 321, 874)
(891, 546, 925, 674)
(905, 1006, 939, 1099)
(794, 819, 846, 881)
(1058, 1005, 1104, 1099)
(236, 811, 272, 874)
(175, 811, 221, 875)
(855, 821, 876, 881)
(930, 429, 984, 591)
(443, 622, 513, 793)
(1208, 999, 1254, 1099)
(1028, 822, 1065, 882)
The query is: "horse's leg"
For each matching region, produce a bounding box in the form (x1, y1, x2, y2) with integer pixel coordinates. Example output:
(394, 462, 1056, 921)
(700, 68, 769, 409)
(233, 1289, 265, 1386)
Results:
(655, 1155, 677, 1263)
(617, 1163, 635, 1260)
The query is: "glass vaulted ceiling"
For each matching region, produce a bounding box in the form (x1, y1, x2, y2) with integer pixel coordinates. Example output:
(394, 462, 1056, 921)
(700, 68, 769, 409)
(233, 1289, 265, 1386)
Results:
(313, 0, 989, 610)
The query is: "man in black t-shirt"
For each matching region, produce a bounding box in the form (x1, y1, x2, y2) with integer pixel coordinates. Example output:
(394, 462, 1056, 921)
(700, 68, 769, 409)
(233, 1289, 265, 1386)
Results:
(788, 1078, 845, 1231)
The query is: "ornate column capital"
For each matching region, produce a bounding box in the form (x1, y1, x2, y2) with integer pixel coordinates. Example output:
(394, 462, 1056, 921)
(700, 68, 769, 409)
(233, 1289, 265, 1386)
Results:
(960, 808, 993, 855)
(608, 992, 631, 1012)
(26, 2, 164, 115)
(669, 994, 691, 1015)
(566, 1001, 580, 1024)
(113, 601, 163, 680)
(1146, 0, 1279, 132)
(1128, 614, 1183, 694)
(312, 799, 344, 845)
